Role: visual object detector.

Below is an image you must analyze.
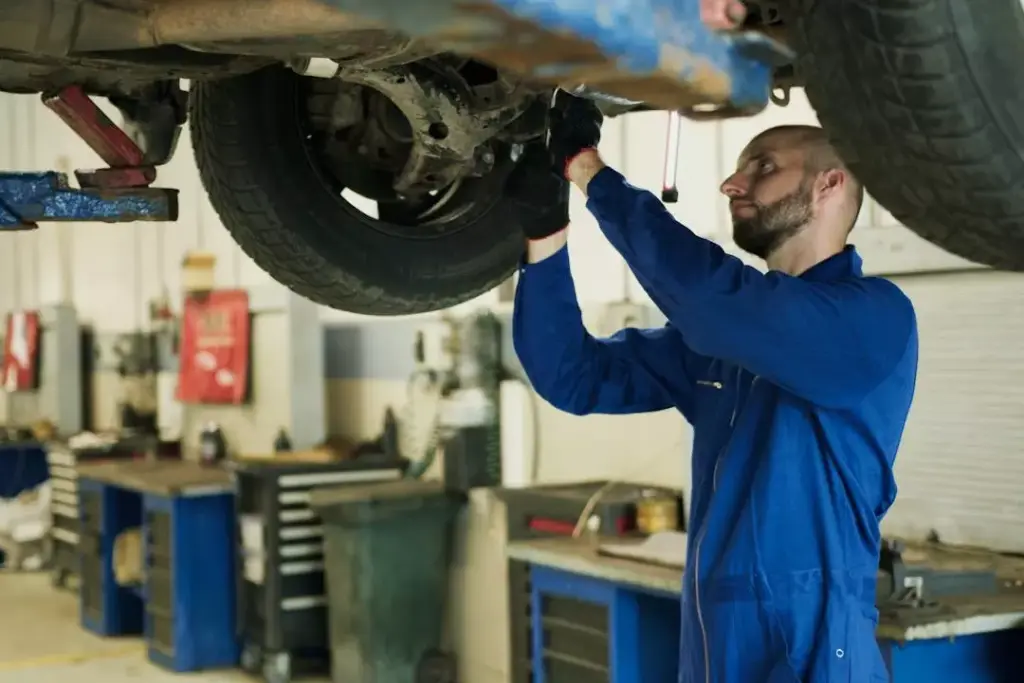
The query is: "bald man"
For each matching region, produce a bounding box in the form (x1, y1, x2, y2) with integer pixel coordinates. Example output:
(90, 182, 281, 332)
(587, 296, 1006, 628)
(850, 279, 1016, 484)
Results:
(508, 96, 918, 683)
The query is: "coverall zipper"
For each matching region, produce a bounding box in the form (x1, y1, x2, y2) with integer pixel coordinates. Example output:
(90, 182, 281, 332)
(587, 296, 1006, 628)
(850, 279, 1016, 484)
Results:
(693, 369, 756, 683)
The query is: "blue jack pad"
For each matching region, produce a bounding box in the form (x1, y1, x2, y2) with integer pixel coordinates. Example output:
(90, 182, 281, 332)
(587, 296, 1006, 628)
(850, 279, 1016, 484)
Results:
(0, 172, 178, 228)
(325, 0, 779, 113)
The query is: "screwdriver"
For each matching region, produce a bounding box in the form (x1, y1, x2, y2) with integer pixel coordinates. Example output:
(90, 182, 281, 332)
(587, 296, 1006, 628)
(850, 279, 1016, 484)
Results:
(662, 110, 682, 203)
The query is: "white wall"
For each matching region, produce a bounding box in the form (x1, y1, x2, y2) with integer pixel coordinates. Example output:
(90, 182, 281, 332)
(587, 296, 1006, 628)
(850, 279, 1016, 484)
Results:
(2, 85, 1021, 551)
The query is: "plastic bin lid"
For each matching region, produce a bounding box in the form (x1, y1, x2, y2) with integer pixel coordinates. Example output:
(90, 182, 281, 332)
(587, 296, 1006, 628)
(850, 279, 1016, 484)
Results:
(308, 478, 449, 509)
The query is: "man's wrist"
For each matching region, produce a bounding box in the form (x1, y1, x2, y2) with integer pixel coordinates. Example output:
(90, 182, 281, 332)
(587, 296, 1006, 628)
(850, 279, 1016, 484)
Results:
(526, 228, 569, 264)
(565, 149, 605, 195)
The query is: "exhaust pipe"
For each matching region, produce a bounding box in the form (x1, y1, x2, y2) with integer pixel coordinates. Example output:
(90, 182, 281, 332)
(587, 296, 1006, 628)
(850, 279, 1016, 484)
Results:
(8, 0, 380, 54)
(147, 0, 379, 47)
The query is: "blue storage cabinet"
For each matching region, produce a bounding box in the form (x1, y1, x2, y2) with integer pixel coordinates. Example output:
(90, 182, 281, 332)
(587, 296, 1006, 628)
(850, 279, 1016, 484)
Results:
(529, 565, 679, 683)
(0, 441, 49, 567)
(0, 441, 48, 498)
(881, 628, 1024, 683)
(143, 491, 240, 672)
(528, 564, 1024, 683)
(77, 478, 144, 636)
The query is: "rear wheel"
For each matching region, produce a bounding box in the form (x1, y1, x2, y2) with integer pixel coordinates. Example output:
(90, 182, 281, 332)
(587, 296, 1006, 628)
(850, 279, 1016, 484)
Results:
(190, 64, 538, 315)
(788, 0, 1024, 269)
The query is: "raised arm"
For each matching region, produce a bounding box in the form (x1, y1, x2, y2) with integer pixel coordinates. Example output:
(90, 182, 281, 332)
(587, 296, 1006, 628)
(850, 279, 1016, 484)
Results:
(514, 232, 704, 419)
(576, 161, 917, 409)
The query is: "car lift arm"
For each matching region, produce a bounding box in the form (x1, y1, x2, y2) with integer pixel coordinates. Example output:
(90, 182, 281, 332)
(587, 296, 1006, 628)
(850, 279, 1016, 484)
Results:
(0, 85, 178, 230)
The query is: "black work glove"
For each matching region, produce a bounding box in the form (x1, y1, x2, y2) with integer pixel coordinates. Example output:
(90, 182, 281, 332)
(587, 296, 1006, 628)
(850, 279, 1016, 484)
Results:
(506, 143, 570, 240)
(548, 91, 604, 178)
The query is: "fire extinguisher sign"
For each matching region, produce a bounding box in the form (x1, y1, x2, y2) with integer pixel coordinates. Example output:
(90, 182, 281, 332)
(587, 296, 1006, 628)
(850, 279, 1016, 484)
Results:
(176, 289, 250, 404)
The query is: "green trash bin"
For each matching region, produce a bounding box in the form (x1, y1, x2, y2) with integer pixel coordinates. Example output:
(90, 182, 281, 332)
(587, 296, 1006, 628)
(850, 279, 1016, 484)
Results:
(309, 479, 463, 683)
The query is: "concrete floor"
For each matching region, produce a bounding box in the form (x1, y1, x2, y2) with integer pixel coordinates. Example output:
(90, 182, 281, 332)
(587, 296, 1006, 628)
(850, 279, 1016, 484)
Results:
(0, 573, 254, 683)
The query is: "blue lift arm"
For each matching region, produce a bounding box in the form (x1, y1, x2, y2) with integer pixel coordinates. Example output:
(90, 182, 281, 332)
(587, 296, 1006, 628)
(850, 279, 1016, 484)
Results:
(0, 173, 178, 229)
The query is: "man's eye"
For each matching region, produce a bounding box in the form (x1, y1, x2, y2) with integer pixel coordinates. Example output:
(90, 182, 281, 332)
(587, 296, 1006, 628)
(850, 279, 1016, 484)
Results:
(758, 160, 775, 173)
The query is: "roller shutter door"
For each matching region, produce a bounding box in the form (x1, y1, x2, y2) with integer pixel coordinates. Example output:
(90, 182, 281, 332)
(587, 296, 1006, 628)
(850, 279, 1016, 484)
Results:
(883, 270, 1024, 553)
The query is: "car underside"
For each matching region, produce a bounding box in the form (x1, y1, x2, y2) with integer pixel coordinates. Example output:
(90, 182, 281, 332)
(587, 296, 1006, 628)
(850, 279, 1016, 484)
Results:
(1, 0, 1022, 315)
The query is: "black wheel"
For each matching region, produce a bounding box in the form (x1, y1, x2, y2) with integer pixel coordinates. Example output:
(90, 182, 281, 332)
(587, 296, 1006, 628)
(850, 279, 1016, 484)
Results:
(190, 65, 529, 315)
(788, 0, 1024, 269)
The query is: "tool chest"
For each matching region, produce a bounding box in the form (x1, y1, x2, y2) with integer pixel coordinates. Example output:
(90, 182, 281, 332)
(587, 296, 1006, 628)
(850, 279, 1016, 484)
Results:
(77, 478, 144, 636)
(48, 438, 151, 589)
(142, 491, 238, 673)
(47, 442, 79, 586)
(232, 456, 406, 683)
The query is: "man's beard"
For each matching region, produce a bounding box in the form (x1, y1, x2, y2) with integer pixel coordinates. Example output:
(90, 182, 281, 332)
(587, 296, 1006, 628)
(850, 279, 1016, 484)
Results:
(731, 182, 813, 259)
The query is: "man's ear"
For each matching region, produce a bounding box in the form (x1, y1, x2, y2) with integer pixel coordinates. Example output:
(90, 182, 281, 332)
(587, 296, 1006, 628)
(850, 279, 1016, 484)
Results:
(816, 168, 844, 199)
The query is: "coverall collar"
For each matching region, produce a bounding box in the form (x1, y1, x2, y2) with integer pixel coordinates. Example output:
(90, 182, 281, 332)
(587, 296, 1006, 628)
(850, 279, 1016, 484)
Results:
(797, 245, 862, 282)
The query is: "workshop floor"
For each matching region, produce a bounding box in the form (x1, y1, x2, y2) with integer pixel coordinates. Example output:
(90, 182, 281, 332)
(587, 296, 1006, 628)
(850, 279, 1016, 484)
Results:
(0, 573, 279, 682)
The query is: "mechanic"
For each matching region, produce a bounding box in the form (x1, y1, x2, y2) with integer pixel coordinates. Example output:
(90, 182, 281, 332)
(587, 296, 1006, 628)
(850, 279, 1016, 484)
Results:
(507, 94, 919, 683)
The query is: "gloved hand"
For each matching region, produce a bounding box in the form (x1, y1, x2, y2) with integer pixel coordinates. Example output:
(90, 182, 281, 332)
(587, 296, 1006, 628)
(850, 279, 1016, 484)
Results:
(548, 91, 604, 178)
(505, 143, 570, 240)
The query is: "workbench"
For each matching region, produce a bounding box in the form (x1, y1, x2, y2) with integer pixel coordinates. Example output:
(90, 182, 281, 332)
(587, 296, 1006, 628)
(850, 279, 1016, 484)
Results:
(76, 458, 240, 673)
(507, 537, 1024, 683)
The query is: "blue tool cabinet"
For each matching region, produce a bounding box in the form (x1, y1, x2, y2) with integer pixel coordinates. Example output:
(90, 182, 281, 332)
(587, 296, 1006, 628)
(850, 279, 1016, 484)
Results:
(0, 440, 49, 567)
(528, 565, 1024, 683)
(529, 565, 679, 683)
(78, 478, 144, 637)
(76, 463, 240, 674)
(143, 491, 240, 672)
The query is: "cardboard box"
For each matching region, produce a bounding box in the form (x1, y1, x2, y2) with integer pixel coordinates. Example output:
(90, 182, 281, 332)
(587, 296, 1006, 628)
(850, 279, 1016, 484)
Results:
(181, 250, 216, 293)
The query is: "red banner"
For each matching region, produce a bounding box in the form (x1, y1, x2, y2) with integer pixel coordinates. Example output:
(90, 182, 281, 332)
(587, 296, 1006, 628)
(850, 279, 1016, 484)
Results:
(176, 290, 250, 404)
(2, 311, 40, 392)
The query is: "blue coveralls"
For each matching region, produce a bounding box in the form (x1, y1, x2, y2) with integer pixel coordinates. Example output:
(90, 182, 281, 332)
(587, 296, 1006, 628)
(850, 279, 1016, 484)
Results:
(513, 168, 918, 683)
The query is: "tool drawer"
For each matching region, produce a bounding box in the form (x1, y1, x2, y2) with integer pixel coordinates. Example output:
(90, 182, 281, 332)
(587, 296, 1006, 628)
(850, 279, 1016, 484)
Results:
(232, 456, 406, 683)
(48, 440, 144, 589)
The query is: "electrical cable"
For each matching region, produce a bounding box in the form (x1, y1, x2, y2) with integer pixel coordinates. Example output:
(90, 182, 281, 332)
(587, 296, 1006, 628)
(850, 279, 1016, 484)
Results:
(570, 433, 687, 538)
(400, 368, 445, 479)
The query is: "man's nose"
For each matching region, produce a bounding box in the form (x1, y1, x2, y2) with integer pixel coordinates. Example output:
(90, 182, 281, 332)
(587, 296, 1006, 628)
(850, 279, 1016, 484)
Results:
(720, 172, 748, 198)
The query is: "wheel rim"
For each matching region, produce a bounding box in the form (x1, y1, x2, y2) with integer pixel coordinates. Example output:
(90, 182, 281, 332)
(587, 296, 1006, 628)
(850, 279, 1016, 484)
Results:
(297, 76, 514, 241)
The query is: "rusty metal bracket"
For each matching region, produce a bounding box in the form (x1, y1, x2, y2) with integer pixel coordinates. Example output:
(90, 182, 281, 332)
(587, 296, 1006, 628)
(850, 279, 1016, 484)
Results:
(58, 0, 788, 117)
(319, 0, 788, 116)
(42, 85, 158, 189)
(339, 62, 531, 195)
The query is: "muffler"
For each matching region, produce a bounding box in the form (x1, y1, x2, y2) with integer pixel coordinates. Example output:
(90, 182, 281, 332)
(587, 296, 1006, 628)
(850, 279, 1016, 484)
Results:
(2, 0, 377, 54)
(146, 0, 378, 47)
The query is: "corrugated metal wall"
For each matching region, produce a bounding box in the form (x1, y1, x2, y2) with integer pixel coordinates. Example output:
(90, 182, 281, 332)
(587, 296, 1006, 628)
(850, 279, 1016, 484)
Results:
(883, 271, 1024, 553)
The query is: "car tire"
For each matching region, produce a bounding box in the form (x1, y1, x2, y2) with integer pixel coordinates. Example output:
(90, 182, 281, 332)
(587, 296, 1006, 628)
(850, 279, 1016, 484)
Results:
(189, 66, 526, 315)
(788, 0, 1024, 269)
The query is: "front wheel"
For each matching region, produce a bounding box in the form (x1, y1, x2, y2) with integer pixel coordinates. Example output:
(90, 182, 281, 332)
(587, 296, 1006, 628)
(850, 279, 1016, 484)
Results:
(190, 65, 531, 315)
